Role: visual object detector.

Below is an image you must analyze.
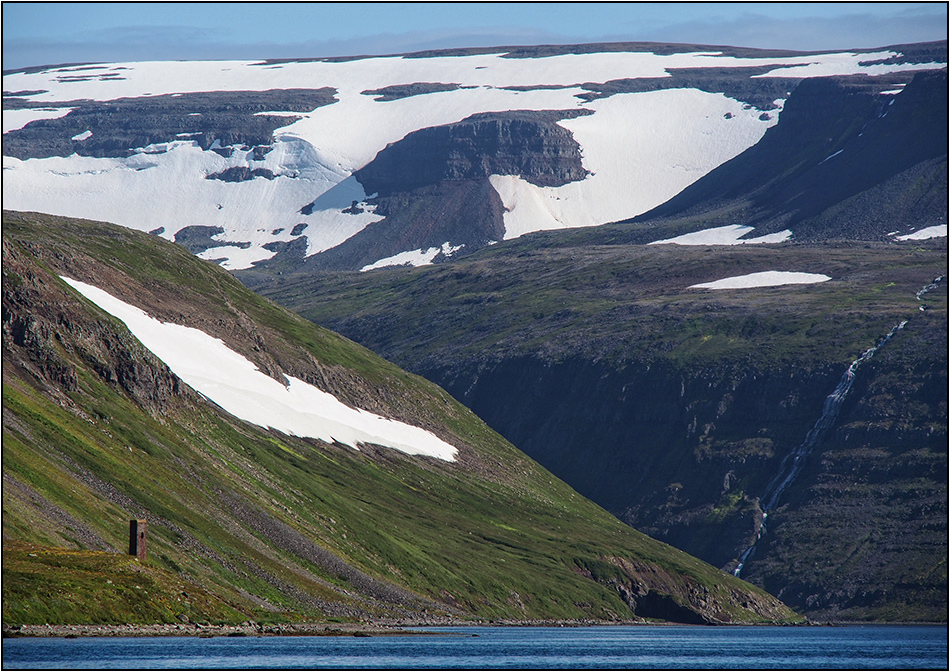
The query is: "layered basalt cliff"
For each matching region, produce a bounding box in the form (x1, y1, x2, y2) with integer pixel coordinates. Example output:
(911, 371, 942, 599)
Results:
(354, 110, 591, 195)
(427, 356, 843, 567)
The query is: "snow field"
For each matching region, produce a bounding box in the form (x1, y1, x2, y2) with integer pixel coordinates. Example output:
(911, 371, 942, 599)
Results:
(491, 90, 780, 238)
(689, 271, 831, 289)
(3, 50, 913, 106)
(4, 48, 943, 269)
(60, 277, 458, 461)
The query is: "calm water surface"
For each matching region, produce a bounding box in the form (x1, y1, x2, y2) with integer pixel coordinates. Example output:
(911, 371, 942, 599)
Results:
(3, 625, 947, 669)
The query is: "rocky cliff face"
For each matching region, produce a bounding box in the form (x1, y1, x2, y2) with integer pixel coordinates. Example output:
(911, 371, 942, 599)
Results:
(355, 110, 591, 195)
(252, 110, 592, 273)
(269, 179, 509, 273)
(740, 313, 947, 622)
(3, 239, 185, 417)
(254, 237, 947, 622)
(428, 356, 842, 567)
(421, 312, 947, 621)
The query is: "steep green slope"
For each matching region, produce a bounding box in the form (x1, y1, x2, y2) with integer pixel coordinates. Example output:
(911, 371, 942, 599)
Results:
(248, 235, 947, 622)
(1, 210, 798, 626)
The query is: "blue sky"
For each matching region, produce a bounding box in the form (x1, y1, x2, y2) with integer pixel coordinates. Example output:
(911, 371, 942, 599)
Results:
(3, 2, 947, 70)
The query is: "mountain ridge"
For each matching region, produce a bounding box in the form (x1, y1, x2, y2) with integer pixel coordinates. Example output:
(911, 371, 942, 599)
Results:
(626, 69, 948, 241)
(5, 40, 945, 272)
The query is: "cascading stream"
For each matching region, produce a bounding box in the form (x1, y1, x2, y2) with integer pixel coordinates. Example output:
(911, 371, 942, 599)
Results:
(916, 275, 944, 306)
(733, 275, 944, 577)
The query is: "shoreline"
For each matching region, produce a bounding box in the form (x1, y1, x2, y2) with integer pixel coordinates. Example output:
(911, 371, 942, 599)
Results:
(2, 622, 447, 639)
(0, 618, 652, 639)
(4, 618, 938, 638)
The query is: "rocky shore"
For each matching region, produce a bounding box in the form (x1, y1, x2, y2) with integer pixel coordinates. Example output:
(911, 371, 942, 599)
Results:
(2, 621, 429, 638)
(2, 618, 651, 638)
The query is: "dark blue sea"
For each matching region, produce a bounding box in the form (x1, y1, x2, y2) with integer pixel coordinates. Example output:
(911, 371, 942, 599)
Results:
(2, 625, 947, 669)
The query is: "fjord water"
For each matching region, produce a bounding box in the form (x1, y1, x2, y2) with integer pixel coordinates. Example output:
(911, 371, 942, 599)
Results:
(4, 626, 947, 669)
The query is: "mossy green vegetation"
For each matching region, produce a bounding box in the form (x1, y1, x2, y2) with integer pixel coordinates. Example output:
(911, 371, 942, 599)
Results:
(252, 238, 943, 375)
(2, 542, 244, 626)
(2, 210, 800, 627)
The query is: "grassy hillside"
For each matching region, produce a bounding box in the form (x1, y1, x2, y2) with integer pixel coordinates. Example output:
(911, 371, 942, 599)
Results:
(248, 236, 944, 372)
(1, 210, 799, 626)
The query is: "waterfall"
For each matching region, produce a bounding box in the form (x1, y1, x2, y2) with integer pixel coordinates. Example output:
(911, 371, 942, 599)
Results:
(916, 275, 944, 308)
(733, 320, 909, 576)
(733, 275, 944, 577)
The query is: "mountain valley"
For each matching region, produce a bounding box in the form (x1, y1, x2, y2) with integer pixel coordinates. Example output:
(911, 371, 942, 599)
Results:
(3, 39, 947, 625)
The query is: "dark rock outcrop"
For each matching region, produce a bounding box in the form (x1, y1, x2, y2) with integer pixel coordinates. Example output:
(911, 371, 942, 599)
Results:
(259, 179, 506, 274)
(355, 109, 591, 196)
(630, 70, 949, 241)
(2, 238, 185, 417)
(573, 67, 799, 111)
(174, 225, 251, 254)
(206, 166, 276, 182)
(361, 82, 463, 101)
(2, 89, 337, 160)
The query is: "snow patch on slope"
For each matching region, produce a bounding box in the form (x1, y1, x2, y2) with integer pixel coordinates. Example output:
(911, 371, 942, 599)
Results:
(689, 271, 831, 289)
(360, 242, 463, 272)
(893, 224, 948, 241)
(648, 224, 792, 246)
(2, 107, 74, 132)
(60, 276, 457, 461)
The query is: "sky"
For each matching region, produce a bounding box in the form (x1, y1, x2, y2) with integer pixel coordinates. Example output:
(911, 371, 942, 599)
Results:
(2, 2, 947, 71)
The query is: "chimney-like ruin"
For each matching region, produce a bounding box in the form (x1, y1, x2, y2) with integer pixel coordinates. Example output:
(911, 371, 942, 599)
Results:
(129, 519, 147, 561)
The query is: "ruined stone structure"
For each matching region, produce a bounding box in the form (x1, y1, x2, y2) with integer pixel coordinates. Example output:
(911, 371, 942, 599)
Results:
(129, 519, 147, 561)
